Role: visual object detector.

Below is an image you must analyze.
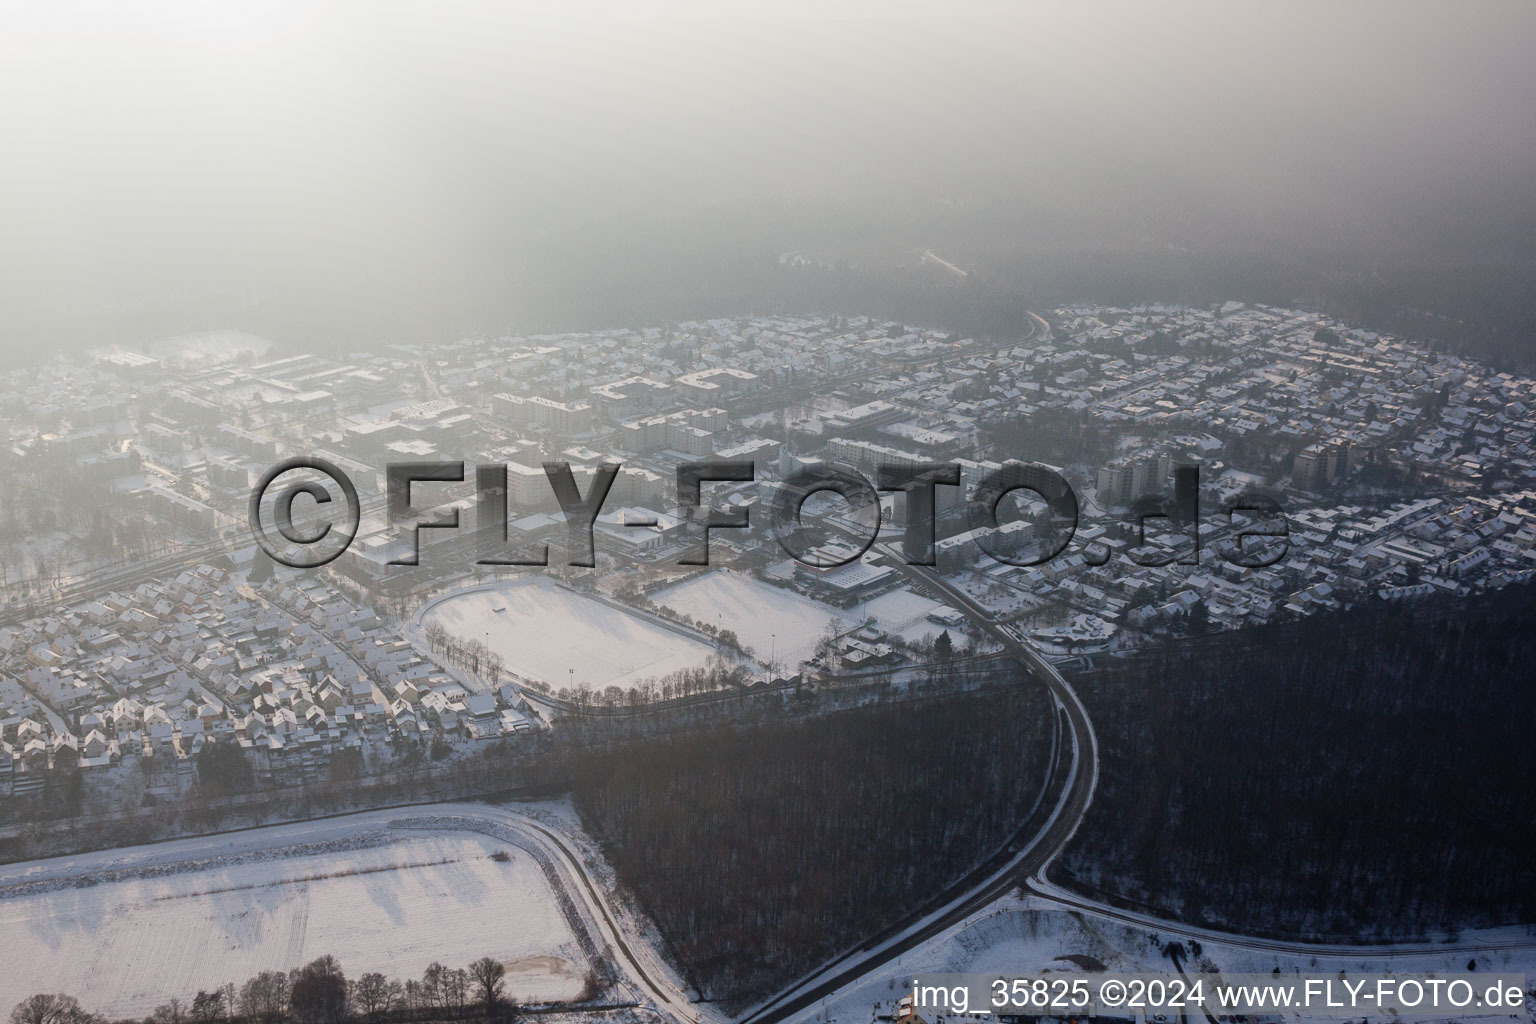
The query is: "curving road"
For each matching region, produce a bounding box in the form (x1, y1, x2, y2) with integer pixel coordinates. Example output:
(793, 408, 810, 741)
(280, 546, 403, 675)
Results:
(734, 549, 1099, 1024)
(894, 552, 1099, 890)
(736, 532, 1536, 1024)
(897, 558, 1536, 962)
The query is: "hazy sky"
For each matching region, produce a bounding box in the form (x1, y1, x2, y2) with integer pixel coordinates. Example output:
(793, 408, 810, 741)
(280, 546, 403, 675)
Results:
(2, 0, 1533, 343)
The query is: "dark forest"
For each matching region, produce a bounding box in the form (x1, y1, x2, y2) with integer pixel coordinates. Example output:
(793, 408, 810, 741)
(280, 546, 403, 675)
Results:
(1062, 583, 1536, 940)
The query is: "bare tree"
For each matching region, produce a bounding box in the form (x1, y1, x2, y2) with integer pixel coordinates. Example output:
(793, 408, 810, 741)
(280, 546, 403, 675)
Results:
(189, 991, 225, 1023)
(444, 968, 470, 1018)
(424, 621, 448, 650)
(9, 995, 91, 1024)
(467, 958, 505, 1015)
(350, 974, 400, 1023)
(149, 998, 185, 1024)
(238, 972, 289, 1024)
(420, 963, 448, 1013)
(289, 956, 347, 1024)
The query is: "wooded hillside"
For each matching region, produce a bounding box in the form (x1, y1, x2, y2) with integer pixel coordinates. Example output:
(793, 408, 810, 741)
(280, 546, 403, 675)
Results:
(570, 672, 1053, 1006)
(1063, 583, 1536, 940)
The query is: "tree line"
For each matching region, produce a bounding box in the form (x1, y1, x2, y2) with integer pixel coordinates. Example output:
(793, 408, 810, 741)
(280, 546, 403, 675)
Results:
(421, 623, 506, 683)
(10, 954, 525, 1024)
(2, 652, 1010, 864)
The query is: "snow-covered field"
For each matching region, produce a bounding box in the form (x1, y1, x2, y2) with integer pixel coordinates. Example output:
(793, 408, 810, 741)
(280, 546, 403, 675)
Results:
(861, 589, 959, 646)
(419, 578, 717, 691)
(0, 813, 588, 1018)
(654, 571, 848, 666)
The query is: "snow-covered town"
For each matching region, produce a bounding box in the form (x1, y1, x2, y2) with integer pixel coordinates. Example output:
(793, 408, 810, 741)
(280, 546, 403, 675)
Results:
(7, 7, 1534, 1021)
(3, 306, 1535, 795)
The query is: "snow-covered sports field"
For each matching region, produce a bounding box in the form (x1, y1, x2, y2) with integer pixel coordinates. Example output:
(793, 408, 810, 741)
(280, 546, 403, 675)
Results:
(861, 589, 955, 646)
(653, 571, 848, 666)
(0, 812, 589, 1018)
(418, 578, 717, 691)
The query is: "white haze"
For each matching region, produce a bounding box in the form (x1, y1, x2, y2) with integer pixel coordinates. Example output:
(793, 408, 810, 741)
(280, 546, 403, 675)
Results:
(0, 0, 1532, 348)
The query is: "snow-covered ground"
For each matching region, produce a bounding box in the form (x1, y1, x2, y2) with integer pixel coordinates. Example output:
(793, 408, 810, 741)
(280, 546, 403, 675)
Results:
(419, 578, 717, 691)
(0, 810, 589, 1018)
(654, 570, 849, 665)
(861, 589, 959, 647)
(783, 894, 1536, 1024)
